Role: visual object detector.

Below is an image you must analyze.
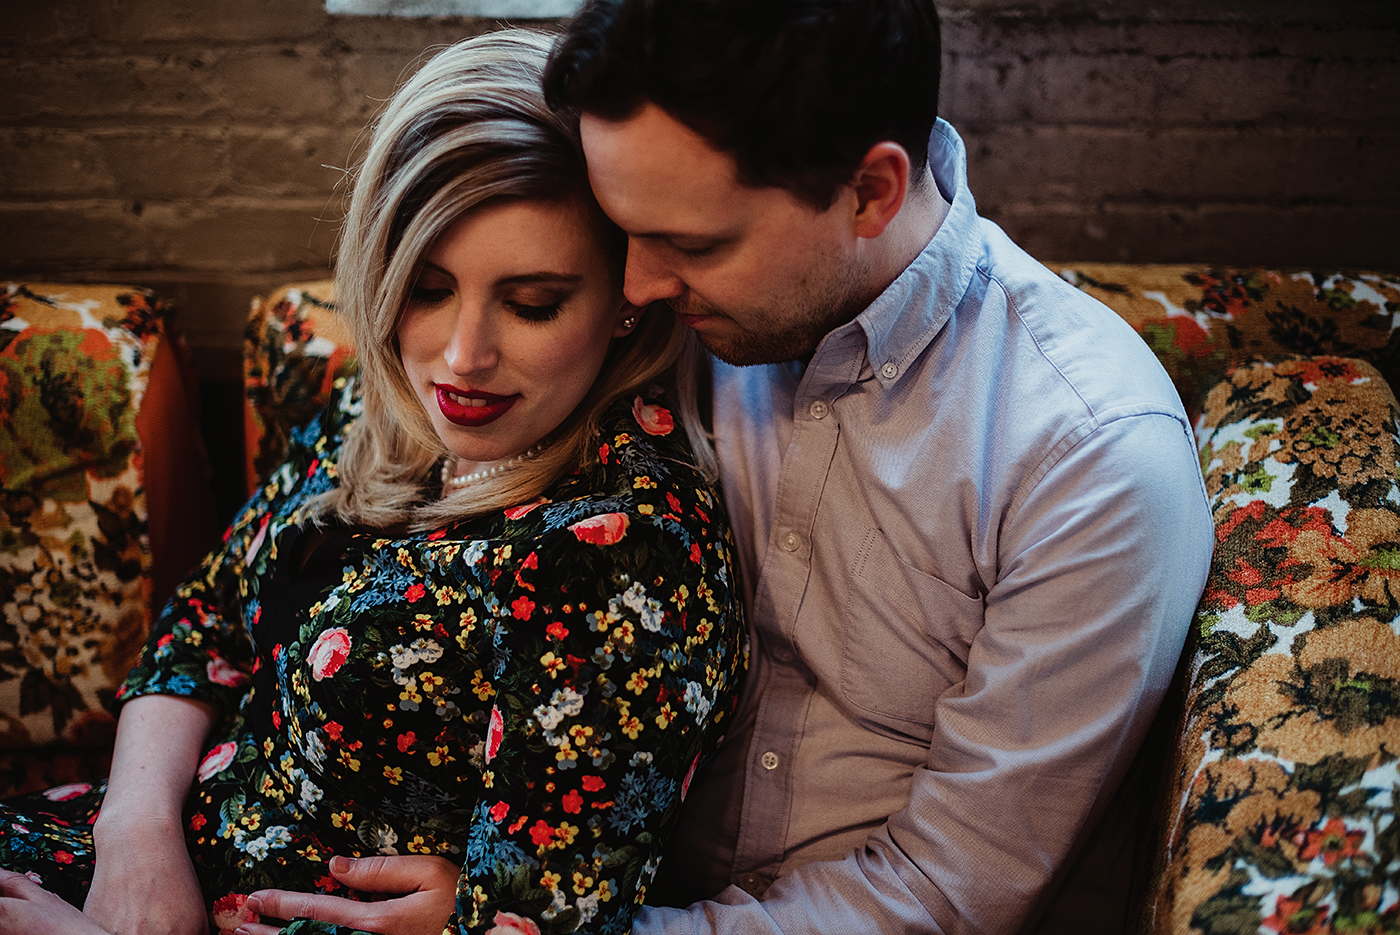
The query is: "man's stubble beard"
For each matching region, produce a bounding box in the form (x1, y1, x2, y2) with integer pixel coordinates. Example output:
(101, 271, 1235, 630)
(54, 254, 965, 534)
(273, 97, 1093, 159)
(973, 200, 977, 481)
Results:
(673, 262, 870, 368)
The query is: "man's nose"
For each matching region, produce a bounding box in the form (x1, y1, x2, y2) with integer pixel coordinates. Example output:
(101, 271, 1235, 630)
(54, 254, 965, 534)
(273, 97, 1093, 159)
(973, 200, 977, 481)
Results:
(623, 242, 684, 307)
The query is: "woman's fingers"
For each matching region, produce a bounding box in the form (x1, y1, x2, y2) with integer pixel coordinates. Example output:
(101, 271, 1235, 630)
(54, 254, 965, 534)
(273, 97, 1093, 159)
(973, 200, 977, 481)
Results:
(328, 854, 459, 894)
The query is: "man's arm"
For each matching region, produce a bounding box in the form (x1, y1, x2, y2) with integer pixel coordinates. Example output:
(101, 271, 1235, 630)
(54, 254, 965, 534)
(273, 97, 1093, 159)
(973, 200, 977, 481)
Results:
(635, 412, 1214, 934)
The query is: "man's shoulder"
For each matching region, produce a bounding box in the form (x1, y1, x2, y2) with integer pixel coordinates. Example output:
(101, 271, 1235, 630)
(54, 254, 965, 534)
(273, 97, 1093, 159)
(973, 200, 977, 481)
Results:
(969, 224, 1187, 426)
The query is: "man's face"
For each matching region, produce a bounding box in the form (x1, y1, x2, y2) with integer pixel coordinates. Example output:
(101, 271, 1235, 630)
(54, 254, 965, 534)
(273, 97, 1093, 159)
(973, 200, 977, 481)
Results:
(581, 103, 867, 366)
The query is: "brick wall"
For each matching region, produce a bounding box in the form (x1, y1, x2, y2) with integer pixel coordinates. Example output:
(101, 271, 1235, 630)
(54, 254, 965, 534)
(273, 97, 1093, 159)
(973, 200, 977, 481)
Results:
(2, 0, 1397, 380)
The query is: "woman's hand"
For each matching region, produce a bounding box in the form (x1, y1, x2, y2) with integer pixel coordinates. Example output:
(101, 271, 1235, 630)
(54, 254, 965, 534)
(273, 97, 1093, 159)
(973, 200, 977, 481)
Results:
(239, 855, 459, 935)
(0, 869, 112, 935)
(83, 814, 209, 935)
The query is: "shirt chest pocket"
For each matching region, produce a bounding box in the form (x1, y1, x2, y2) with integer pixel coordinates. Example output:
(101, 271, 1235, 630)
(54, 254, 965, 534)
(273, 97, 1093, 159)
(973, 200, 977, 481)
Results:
(841, 527, 984, 728)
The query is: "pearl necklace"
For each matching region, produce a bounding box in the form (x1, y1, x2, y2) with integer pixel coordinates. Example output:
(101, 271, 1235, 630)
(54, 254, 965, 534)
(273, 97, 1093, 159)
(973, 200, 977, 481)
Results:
(441, 445, 543, 489)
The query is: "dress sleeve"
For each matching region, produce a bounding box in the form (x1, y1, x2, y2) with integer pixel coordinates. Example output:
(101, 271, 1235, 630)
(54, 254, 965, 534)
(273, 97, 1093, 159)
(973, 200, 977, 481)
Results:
(118, 390, 349, 715)
(458, 489, 746, 933)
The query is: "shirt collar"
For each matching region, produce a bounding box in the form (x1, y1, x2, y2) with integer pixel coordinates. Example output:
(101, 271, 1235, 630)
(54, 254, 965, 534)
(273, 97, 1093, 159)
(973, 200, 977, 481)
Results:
(820, 119, 983, 388)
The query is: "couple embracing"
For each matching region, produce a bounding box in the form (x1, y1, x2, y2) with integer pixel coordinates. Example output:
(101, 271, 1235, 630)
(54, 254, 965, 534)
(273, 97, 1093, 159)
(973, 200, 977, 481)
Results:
(0, 2, 1210, 934)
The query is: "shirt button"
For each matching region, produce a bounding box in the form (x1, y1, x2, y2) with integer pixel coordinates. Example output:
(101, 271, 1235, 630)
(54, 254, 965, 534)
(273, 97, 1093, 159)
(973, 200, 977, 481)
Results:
(781, 532, 800, 552)
(739, 873, 764, 894)
(808, 399, 829, 419)
(773, 645, 794, 663)
(760, 751, 780, 770)
(881, 361, 899, 379)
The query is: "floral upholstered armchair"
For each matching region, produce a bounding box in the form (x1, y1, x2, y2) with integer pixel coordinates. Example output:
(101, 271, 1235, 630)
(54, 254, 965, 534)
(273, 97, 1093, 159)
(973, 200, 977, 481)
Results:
(0, 283, 219, 795)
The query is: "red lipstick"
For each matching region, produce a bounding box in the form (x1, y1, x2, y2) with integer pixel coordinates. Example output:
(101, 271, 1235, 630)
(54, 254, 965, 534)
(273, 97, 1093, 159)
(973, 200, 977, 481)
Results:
(435, 385, 517, 427)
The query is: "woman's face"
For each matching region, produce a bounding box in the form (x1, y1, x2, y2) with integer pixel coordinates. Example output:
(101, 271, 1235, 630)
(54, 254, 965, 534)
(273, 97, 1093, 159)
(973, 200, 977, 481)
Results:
(397, 198, 629, 469)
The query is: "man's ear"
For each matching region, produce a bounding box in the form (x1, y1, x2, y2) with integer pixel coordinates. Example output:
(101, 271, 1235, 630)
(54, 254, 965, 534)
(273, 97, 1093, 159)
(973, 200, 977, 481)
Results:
(850, 141, 910, 240)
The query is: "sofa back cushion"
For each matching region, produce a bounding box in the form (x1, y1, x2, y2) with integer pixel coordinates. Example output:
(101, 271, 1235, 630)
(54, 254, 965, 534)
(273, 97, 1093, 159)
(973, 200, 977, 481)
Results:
(1053, 265, 1400, 419)
(242, 280, 353, 494)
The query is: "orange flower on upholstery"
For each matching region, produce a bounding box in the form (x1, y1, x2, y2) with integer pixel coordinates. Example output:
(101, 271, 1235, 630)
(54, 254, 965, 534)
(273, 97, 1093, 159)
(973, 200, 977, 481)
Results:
(1262, 893, 1331, 935)
(1285, 508, 1400, 608)
(1297, 817, 1367, 867)
(1276, 356, 1365, 388)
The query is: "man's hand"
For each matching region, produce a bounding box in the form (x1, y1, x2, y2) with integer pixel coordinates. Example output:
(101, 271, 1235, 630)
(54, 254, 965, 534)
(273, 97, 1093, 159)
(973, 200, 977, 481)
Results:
(0, 869, 113, 935)
(240, 854, 459, 935)
(83, 816, 209, 935)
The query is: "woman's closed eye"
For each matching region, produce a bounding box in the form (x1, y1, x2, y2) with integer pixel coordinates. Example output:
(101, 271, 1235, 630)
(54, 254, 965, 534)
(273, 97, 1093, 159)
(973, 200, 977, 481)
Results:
(505, 299, 564, 322)
(409, 285, 454, 305)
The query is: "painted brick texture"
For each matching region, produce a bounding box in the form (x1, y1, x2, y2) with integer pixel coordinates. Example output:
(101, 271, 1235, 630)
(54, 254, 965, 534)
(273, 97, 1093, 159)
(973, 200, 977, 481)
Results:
(1, 0, 1396, 370)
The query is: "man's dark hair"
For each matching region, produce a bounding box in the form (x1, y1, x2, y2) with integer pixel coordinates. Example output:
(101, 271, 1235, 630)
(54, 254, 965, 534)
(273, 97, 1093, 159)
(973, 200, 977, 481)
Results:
(544, 0, 941, 210)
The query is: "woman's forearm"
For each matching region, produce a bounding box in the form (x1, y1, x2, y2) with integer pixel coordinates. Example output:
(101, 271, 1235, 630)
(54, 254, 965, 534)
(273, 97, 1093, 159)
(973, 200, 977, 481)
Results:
(94, 694, 217, 833)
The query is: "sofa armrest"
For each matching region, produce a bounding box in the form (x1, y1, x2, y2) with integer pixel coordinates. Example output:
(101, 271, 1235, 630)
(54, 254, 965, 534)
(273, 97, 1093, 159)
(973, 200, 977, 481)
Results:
(1144, 356, 1400, 931)
(0, 283, 216, 783)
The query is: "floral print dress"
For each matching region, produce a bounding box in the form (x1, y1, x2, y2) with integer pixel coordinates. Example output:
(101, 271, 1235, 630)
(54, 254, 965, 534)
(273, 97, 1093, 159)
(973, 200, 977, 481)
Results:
(0, 378, 747, 935)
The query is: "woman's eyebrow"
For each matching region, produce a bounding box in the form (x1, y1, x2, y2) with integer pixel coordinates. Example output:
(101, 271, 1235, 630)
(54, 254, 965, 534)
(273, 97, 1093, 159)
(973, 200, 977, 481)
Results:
(497, 272, 586, 287)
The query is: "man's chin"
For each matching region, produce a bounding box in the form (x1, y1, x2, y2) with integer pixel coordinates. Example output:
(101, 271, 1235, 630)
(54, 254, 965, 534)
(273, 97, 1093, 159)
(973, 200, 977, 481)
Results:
(696, 330, 811, 368)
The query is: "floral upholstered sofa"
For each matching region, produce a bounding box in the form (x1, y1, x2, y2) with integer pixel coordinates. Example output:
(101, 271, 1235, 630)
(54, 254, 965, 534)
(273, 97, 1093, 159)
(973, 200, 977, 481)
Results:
(0, 283, 219, 794)
(244, 266, 1400, 935)
(4, 267, 1398, 933)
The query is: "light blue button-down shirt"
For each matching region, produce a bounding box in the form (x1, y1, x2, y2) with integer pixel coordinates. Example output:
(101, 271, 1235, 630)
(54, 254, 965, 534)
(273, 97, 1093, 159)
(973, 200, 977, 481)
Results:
(636, 119, 1214, 934)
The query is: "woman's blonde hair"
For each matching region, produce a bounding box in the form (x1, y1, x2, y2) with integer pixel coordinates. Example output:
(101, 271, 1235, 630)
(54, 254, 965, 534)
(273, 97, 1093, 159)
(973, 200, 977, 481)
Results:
(317, 28, 711, 530)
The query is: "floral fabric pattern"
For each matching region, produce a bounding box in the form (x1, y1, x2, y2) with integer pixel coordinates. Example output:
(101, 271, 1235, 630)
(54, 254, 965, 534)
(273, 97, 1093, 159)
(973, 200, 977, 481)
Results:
(1145, 357, 1400, 934)
(1054, 265, 1400, 422)
(0, 283, 170, 752)
(243, 281, 354, 493)
(0, 377, 747, 935)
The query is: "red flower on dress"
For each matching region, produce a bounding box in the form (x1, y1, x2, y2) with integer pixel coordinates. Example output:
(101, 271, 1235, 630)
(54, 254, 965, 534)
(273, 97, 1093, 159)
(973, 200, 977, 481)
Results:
(561, 789, 583, 814)
(632, 397, 675, 435)
(486, 911, 541, 935)
(211, 894, 259, 935)
(486, 706, 504, 762)
(206, 654, 249, 688)
(308, 627, 352, 681)
(504, 498, 548, 520)
(682, 751, 702, 801)
(528, 820, 555, 847)
(489, 800, 510, 822)
(197, 742, 237, 781)
(42, 783, 91, 802)
(512, 596, 536, 620)
(545, 621, 568, 641)
(404, 583, 426, 603)
(569, 513, 629, 546)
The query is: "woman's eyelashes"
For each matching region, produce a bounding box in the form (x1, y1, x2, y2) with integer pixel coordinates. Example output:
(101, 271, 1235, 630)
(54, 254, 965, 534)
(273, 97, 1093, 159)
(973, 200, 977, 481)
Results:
(406, 281, 567, 322)
(506, 299, 563, 322)
(409, 284, 453, 305)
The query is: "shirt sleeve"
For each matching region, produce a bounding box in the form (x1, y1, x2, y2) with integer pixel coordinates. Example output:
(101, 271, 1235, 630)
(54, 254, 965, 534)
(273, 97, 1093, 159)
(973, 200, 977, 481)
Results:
(634, 412, 1214, 934)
